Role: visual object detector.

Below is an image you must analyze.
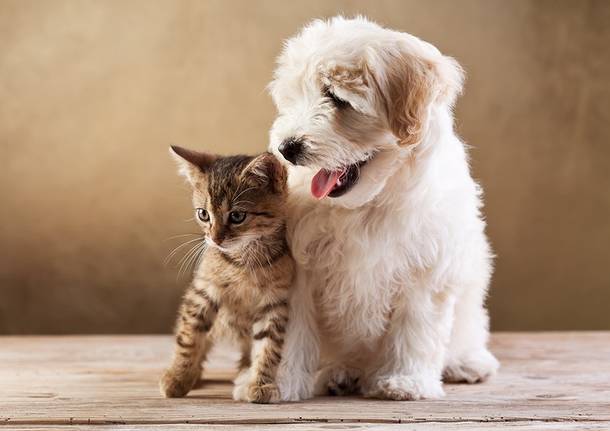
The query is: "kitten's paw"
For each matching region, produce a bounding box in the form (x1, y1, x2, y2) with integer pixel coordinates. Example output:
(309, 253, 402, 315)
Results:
(246, 383, 281, 404)
(443, 349, 499, 383)
(159, 366, 200, 398)
(365, 374, 444, 401)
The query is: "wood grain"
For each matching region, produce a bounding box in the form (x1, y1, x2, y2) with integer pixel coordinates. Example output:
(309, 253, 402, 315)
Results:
(4, 424, 610, 431)
(1, 333, 609, 429)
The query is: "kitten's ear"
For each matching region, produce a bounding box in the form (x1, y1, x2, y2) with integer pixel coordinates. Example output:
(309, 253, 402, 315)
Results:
(169, 145, 216, 186)
(242, 152, 287, 194)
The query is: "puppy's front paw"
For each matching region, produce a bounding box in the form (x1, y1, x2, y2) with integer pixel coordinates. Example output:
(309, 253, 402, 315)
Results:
(443, 349, 499, 383)
(365, 374, 444, 401)
(159, 366, 200, 398)
(277, 367, 314, 401)
(316, 364, 362, 396)
(232, 368, 251, 401)
(246, 383, 281, 404)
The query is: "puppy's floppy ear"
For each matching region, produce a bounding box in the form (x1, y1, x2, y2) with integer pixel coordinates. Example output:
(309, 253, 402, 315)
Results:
(378, 41, 464, 147)
(169, 145, 216, 187)
(241, 152, 287, 194)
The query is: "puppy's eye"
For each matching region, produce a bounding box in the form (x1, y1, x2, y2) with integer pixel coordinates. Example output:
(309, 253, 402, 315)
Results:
(324, 87, 350, 109)
(196, 208, 210, 222)
(229, 211, 246, 224)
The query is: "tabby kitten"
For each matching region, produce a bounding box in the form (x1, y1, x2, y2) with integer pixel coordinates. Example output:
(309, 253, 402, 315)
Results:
(160, 146, 294, 404)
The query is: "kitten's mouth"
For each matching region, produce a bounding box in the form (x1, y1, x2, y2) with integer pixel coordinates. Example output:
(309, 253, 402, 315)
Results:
(311, 156, 371, 199)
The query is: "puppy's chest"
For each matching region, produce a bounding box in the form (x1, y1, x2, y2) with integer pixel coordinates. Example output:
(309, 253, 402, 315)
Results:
(298, 208, 405, 340)
(300, 208, 404, 275)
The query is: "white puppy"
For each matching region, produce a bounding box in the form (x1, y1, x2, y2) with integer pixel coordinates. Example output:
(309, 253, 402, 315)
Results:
(268, 16, 499, 401)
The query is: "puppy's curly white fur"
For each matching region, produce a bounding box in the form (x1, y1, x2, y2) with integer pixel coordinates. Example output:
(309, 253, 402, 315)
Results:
(269, 16, 499, 401)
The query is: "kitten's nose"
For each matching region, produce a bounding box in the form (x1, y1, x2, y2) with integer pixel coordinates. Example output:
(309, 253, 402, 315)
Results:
(278, 137, 304, 165)
(211, 226, 225, 245)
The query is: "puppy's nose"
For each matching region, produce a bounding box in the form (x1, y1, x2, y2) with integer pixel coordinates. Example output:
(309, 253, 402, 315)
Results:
(278, 137, 304, 165)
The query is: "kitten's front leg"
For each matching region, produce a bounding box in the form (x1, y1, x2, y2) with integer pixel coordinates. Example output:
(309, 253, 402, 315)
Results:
(240, 296, 290, 404)
(160, 283, 219, 398)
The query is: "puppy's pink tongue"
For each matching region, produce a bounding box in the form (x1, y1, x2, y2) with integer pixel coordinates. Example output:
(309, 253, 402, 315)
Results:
(311, 169, 342, 199)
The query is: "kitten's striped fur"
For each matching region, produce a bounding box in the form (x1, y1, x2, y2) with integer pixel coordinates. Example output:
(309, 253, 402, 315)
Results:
(160, 147, 294, 403)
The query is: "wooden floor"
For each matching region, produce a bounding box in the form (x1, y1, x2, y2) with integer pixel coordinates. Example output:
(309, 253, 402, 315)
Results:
(1, 333, 609, 430)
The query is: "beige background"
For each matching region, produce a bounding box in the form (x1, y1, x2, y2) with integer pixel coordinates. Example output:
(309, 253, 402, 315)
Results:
(1, 0, 609, 334)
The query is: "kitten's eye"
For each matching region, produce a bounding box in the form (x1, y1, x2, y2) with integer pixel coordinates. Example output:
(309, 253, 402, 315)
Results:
(228, 211, 246, 224)
(196, 208, 210, 222)
(324, 87, 350, 109)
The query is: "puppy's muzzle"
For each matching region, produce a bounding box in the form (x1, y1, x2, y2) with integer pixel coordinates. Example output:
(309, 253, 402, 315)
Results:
(278, 137, 305, 165)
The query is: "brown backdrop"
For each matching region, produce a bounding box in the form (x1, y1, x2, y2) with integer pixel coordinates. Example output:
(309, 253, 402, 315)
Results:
(1, 0, 609, 334)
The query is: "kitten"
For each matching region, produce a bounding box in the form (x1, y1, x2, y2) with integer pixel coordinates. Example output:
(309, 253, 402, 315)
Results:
(160, 146, 294, 404)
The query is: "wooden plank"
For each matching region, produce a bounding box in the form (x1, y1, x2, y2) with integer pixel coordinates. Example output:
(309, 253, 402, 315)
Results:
(4, 423, 610, 431)
(1, 333, 609, 427)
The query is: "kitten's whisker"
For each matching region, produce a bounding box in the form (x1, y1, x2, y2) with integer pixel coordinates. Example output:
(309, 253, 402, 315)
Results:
(249, 247, 269, 280)
(166, 236, 203, 256)
(193, 243, 208, 271)
(189, 242, 207, 272)
(263, 250, 273, 268)
(180, 246, 200, 279)
(165, 236, 205, 265)
(177, 249, 198, 279)
(176, 243, 199, 273)
(232, 200, 255, 207)
(249, 252, 262, 284)
(191, 241, 207, 266)
(183, 241, 205, 272)
(176, 240, 205, 278)
(231, 186, 257, 205)
(163, 233, 202, 242)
